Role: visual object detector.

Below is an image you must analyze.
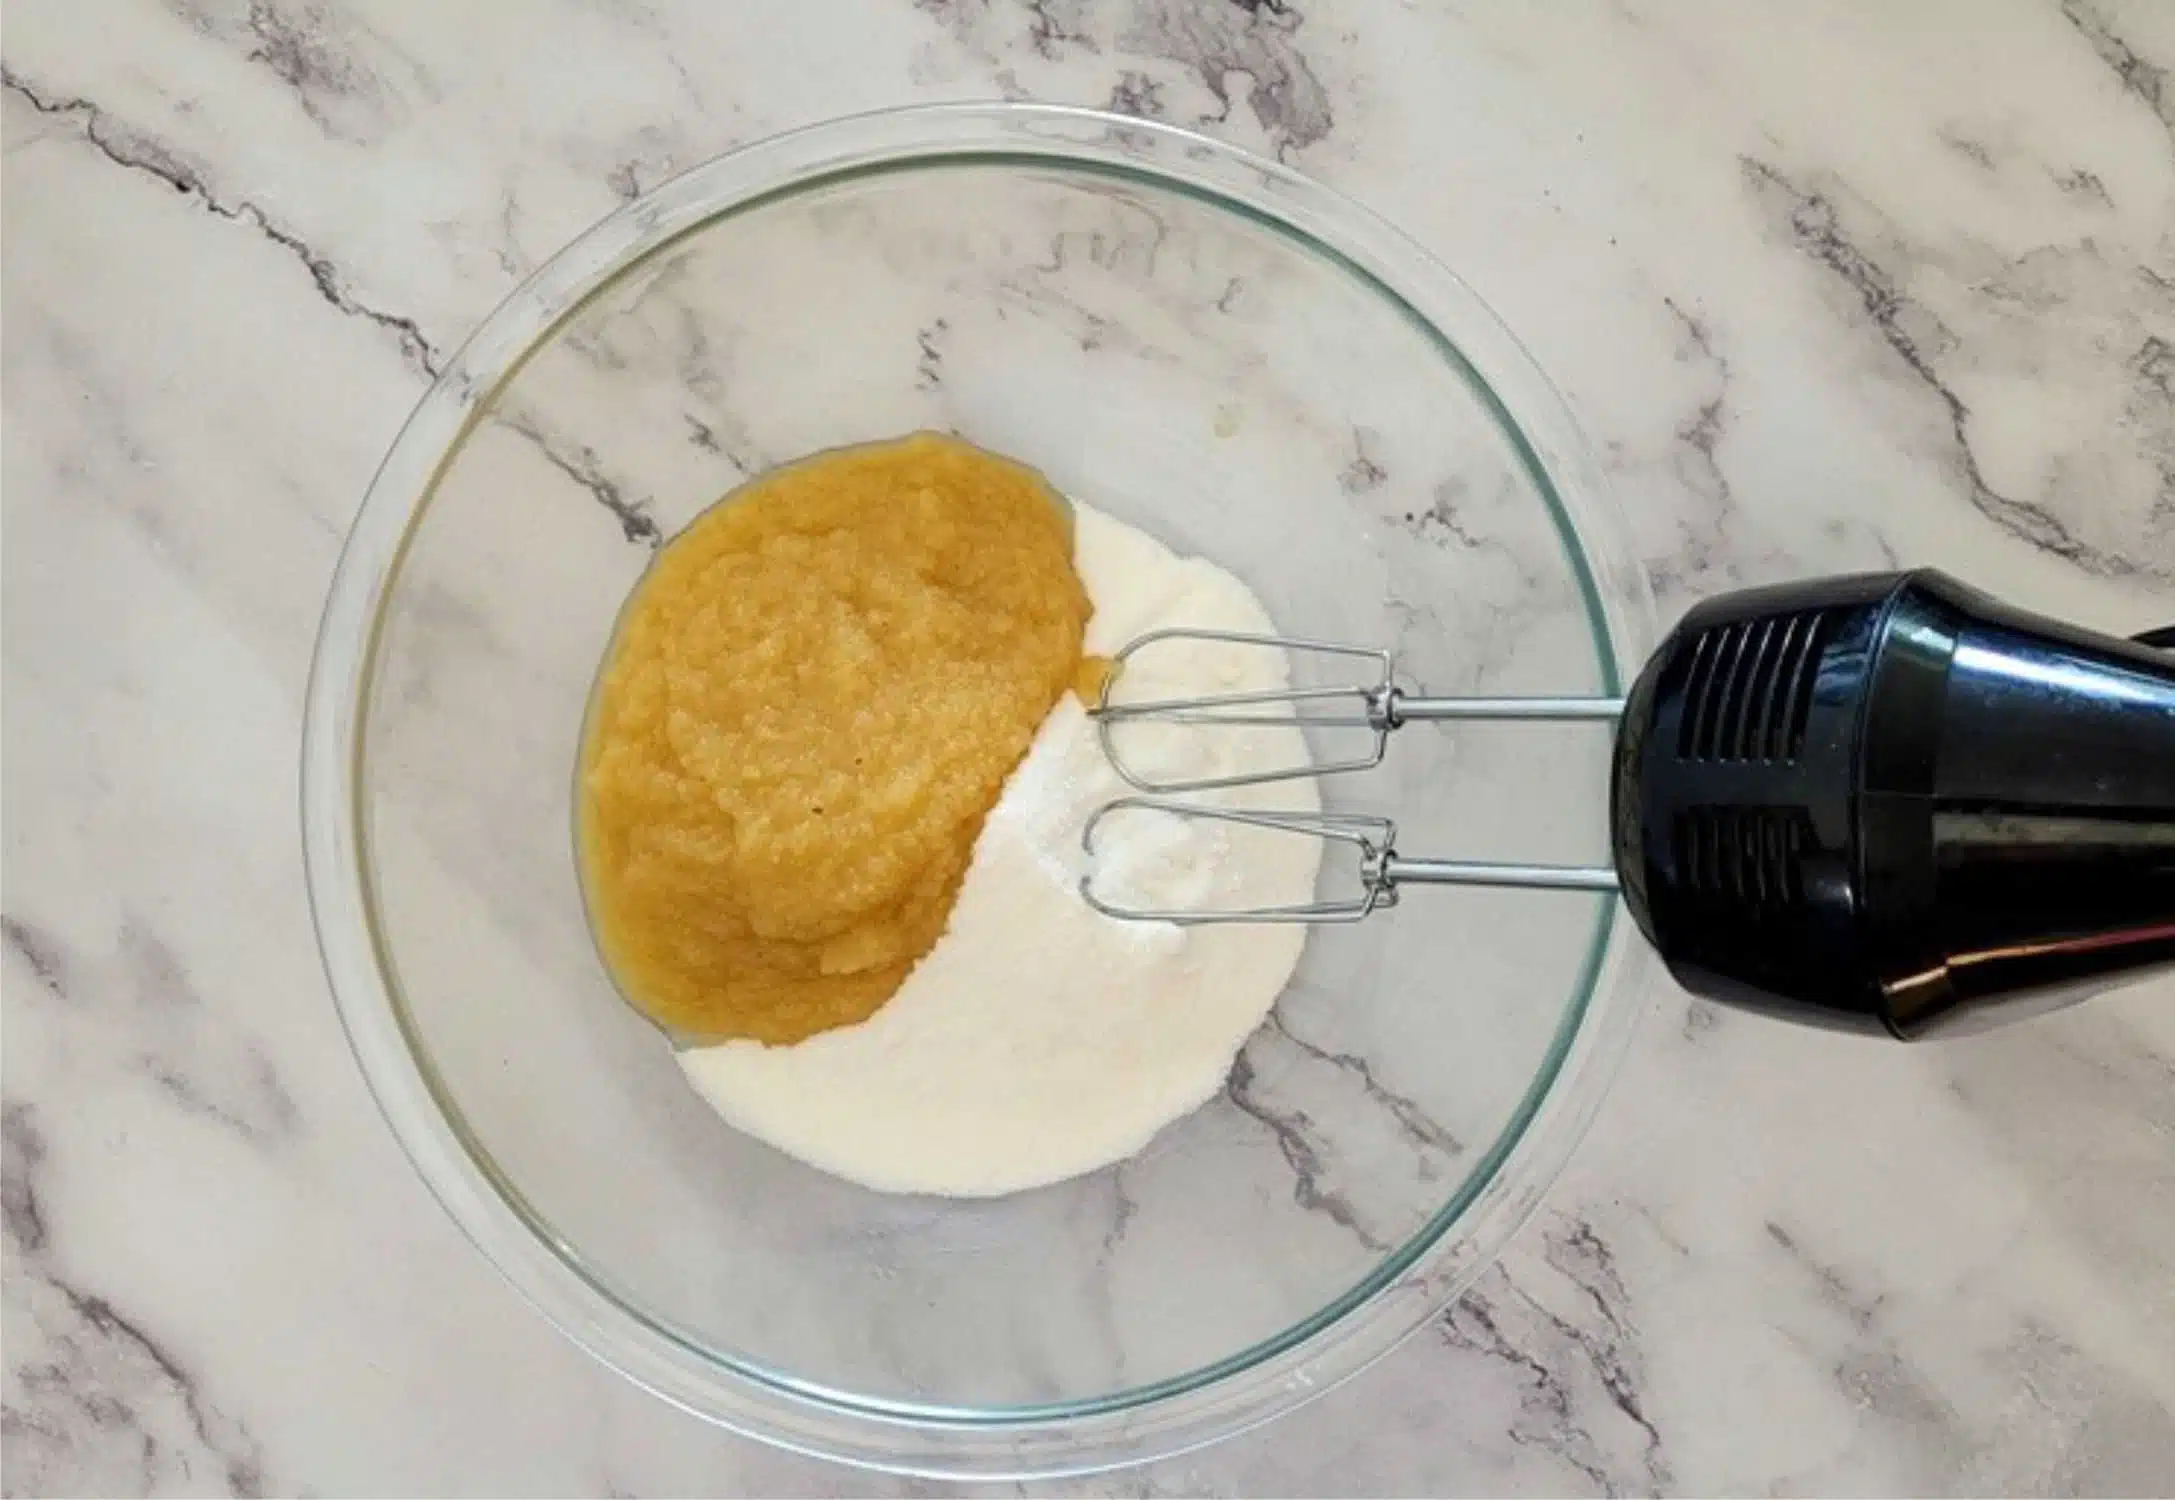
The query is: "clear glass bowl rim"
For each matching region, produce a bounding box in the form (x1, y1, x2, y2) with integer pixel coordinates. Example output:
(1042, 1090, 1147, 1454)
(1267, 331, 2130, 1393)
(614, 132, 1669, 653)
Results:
(301, 101, 1659, 1480)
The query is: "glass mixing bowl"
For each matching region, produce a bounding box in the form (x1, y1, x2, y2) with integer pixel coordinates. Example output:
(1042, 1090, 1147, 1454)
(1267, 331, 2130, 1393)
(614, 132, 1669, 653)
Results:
(304, 103, 1657, 1477)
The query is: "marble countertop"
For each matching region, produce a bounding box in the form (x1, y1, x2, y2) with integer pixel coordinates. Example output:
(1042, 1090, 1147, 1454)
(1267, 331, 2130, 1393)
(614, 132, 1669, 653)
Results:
(6, 1, 2174, 1494)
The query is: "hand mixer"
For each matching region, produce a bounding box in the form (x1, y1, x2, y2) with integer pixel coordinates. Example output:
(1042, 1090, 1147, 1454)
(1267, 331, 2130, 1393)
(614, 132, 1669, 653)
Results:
(1084, 570, 2175, 1039)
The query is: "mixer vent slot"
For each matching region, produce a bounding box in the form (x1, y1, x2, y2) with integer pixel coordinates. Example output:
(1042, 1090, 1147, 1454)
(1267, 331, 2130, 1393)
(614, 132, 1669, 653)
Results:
(1676, 806, 1809, 914)
(1674, 608, 1835, 763)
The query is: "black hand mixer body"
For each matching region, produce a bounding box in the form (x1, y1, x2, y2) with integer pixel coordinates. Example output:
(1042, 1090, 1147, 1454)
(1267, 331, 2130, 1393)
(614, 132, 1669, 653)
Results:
(1612, 570, 2175, 1038)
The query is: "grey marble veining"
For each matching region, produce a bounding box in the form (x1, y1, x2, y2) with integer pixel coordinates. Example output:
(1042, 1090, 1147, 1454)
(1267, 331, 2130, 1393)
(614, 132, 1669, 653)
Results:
(4, 1, 2173, 1494)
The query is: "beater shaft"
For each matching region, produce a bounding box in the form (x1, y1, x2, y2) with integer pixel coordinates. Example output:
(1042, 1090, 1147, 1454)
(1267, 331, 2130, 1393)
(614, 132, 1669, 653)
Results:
(1385, 856, 1620, 892)
(1389, 695, 1624, 724)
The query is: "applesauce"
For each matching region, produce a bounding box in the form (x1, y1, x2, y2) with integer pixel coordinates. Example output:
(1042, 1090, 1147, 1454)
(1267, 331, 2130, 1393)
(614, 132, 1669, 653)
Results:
(578, 432, 1090, 1043)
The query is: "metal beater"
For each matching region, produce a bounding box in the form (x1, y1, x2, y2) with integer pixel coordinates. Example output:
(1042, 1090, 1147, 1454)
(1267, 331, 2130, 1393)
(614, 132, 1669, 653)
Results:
(1085, 625, 1629, 918)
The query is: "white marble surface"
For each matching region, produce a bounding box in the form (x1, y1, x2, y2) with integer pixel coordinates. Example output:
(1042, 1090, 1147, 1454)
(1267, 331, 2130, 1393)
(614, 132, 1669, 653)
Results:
(5, 1, 2174, 1493)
